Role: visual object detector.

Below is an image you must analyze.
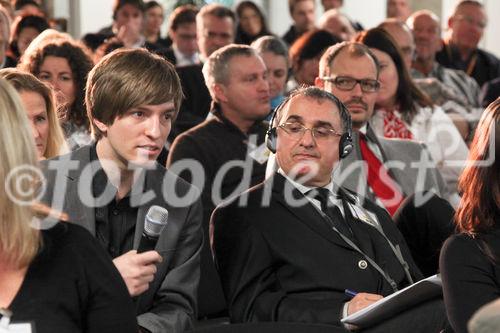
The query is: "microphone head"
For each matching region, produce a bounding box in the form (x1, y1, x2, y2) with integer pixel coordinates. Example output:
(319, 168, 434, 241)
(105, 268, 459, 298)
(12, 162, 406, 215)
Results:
(144, 205, 169, 238)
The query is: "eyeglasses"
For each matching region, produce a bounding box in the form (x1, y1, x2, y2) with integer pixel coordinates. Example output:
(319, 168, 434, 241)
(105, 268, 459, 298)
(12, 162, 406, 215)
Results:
(278, 122, 341, 140)
(321, 76, 380, 93)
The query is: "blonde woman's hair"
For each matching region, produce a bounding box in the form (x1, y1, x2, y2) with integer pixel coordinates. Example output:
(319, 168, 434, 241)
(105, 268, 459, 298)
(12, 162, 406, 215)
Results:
(0, 68, 68, 158)
(0, 77, 40, 268)
(0, 6, 11, 52)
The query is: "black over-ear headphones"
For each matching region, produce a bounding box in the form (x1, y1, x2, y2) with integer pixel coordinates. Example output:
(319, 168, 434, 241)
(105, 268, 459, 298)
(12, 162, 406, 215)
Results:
(266, 92, 353, 159)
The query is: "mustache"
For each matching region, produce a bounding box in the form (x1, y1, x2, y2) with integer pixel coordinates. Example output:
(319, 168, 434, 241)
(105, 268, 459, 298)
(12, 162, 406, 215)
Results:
(344, 97, 368, 111)
(292, 149, 320, 158)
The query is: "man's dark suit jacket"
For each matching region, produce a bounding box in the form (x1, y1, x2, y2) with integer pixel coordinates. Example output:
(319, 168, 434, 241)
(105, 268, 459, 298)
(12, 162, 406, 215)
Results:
(170, 64, 212, 140)
(40, 145, 203, 333)
(211, 173, 423, 326)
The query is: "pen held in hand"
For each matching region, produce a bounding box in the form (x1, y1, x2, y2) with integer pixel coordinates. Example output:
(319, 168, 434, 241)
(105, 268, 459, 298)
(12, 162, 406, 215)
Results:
(345, 289, 358, 299)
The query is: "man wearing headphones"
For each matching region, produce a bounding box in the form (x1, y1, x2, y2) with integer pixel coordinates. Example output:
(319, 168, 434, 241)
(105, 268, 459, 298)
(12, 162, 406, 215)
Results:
(211, 86, 447, 331)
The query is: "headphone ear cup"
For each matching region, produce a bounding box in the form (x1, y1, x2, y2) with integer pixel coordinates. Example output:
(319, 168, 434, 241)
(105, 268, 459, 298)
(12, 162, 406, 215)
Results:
(266, 128, 277, 153)
(339, 132, 353, 159)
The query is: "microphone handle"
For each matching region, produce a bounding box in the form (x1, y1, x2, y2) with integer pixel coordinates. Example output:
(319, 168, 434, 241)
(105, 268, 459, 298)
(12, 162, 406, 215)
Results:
(137, 233, 159, 253)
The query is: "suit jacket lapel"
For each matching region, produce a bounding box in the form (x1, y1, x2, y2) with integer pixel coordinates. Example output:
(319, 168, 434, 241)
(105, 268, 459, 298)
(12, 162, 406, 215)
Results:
(336, 132, 372, 200)
(270, 173, 353, 251)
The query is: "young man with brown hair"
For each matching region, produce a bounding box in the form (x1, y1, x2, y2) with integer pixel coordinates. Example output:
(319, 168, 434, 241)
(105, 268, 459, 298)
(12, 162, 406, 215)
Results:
(42, 48, 202, 333)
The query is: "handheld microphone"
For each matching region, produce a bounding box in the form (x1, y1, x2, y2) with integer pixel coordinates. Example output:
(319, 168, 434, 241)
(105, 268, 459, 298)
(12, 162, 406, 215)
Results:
(137, 205, 169, 253)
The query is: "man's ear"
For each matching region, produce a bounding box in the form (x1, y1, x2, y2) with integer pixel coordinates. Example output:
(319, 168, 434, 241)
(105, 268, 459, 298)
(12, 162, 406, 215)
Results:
(93, 118, 108, 135)
(447, 16, 454, 29)
(213, 83, 229, 103)
(315, 76, 324, 88)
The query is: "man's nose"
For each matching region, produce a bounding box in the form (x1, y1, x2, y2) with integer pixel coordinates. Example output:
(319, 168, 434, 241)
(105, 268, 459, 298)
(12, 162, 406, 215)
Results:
(299, 128, 316, 148)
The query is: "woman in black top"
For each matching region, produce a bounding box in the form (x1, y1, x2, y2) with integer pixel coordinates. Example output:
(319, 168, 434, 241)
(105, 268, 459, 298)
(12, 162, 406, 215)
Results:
(235, 1, 272, 45)
(440, 98, 500, 333)
(0, 77, 137, 333)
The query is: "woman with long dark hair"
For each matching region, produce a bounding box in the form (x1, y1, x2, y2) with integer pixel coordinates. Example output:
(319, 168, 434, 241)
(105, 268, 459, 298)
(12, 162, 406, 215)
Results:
(235, 1, 272, 45)
(439, 98, 500, 333)
(356, 28, 469, 207)
(18, 38, 94, 149)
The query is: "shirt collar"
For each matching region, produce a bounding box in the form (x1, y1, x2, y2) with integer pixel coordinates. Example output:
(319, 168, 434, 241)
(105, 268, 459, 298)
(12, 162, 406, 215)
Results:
(173, 44, 199, 65)
(277, 168, 334, 196)
(359, 124, 367, 136)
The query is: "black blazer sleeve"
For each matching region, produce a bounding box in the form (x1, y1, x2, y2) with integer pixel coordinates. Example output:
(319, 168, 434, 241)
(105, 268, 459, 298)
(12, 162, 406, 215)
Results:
(212, 204, 347, 325)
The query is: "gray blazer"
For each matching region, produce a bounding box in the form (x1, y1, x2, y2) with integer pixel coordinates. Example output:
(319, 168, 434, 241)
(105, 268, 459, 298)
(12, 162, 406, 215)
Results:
(335, 126, 448, 203)
(40, 145, 203, 333)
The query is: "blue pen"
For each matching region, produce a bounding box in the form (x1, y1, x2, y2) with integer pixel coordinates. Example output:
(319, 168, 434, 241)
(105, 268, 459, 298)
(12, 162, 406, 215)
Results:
(345, 289, 358, 298)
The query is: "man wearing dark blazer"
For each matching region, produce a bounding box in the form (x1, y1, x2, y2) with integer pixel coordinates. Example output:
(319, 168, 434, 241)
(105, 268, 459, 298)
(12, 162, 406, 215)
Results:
(212, 86, 448, 331)
(41, 49, 202, 333)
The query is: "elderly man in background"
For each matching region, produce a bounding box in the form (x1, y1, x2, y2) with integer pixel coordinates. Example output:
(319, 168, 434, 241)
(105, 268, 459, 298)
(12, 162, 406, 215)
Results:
(436, 0, 500, 88)
(407, 10, 481, 109)
(318, 9, 356, 41)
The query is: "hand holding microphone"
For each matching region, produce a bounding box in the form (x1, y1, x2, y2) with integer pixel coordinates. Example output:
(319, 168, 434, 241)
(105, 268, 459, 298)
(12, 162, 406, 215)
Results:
(113, 206, 168, 296)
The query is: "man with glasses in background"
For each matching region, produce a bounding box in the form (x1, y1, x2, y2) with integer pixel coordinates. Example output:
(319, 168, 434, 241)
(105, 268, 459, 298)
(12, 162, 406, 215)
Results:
(436, 0, 500, 88)
(315, 42, 454, 277)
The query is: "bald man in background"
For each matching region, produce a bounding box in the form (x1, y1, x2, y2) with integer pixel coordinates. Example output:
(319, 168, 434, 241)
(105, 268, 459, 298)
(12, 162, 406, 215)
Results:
(407, 10, 480, 109)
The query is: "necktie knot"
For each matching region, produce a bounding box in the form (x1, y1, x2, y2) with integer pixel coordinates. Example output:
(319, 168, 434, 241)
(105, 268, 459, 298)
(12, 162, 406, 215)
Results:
(308, 188, 333, 212)
(308, 188, 354, 240)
